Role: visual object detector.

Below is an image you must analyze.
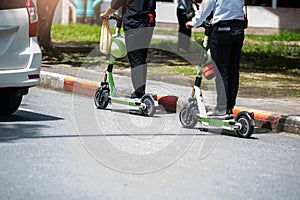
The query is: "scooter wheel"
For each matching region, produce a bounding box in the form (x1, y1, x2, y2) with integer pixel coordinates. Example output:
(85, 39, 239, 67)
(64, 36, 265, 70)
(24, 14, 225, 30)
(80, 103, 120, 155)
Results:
(141, 96, 156, 117)
(236, 114, 254, 138)
(179, 106, 198, 128)
(94, 87, 109, 109)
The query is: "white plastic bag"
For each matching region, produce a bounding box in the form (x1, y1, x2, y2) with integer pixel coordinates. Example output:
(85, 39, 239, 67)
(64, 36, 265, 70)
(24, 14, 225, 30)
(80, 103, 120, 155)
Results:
(99, 19, 112, 55)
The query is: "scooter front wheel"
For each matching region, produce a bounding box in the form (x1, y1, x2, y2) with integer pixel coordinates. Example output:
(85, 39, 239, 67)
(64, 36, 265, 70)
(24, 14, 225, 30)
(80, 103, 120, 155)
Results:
(94, 87, 109, 109)
(235, 113, 254, 138)
(141, 96, 156, 117)
(179, 106, 198, 128)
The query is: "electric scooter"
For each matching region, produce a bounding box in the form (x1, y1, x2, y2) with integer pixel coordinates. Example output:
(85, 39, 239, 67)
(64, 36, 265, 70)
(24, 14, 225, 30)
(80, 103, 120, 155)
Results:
(179, 21, 255, 138)
(94, 14, 157, 117)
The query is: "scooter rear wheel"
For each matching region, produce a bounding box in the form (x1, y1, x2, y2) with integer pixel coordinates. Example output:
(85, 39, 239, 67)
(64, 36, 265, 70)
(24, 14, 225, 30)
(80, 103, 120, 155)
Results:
(94, 87, 109, 109)
(141, 96, 156, 117)
(236, 114, 254, 138)
(179, 106, 198, 128)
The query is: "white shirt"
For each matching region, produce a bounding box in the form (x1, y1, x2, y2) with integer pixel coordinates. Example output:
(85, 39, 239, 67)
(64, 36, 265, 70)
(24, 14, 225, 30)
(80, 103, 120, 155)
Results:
(191, 0, 245, 27)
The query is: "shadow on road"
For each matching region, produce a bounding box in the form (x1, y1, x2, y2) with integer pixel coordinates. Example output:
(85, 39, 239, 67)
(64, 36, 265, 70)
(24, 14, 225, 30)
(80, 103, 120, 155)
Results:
(0, 109, 63, 122)
(197, 126, 271, 139)
(0, 110, 63, 142)
(101, 108, 175, 118)
(0, 130, 267, 141)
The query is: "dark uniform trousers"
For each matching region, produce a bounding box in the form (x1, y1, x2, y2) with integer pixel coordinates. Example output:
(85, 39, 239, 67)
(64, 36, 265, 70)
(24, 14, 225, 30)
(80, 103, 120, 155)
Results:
(125, 27, 154, 95)
(209, 20, 244, 111)
(177, 8, 192, 51)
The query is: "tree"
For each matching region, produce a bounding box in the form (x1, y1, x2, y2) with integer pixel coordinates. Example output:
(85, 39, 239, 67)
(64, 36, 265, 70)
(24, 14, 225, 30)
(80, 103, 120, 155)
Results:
(37, 0, 60, 51)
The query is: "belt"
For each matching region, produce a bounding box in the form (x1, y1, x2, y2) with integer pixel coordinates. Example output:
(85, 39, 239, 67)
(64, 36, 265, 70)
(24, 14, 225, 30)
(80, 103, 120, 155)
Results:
(214, 20, 244, 27)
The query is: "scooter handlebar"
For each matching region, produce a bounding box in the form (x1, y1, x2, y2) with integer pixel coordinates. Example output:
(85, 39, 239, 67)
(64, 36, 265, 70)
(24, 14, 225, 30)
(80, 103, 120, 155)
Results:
(109, 14, 122, 28)
(109, 14, 121, 21)
(200, 20, 212, 29)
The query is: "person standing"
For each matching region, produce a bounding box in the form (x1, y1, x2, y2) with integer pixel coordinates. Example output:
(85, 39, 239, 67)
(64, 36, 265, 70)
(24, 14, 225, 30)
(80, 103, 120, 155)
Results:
(101, 0, 156, 98)
(186, 0, 246, 117)
(177, 0, 195, 52)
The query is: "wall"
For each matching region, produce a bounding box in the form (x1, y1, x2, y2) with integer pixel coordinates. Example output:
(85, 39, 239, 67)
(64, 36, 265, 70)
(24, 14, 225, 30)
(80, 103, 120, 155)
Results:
(247, 6, 300, 30)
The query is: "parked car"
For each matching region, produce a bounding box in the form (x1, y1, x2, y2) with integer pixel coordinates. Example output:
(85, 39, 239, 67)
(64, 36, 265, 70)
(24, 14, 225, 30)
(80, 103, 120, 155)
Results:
(0, 0, 41, 115)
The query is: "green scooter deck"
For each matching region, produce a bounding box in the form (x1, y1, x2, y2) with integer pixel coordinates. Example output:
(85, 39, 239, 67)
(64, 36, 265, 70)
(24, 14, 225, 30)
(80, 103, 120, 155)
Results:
(110, 96, 144, 110)
(200, 117, 240, 131)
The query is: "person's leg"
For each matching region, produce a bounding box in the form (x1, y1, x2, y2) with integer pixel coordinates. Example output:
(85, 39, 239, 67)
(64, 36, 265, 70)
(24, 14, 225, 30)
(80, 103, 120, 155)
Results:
(125, 27, 153, 98)
(227, 27, 244, 110)
(209, 27, 233, 113)
(127, 49, 147, 97)
(177, 9, 191, 51)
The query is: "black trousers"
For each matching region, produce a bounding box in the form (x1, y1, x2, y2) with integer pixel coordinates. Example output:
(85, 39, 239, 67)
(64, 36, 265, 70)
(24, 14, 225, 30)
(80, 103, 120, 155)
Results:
(125, 27, 154, 95)
(209, 20, 244, 110)
(177, 8, 192, 51)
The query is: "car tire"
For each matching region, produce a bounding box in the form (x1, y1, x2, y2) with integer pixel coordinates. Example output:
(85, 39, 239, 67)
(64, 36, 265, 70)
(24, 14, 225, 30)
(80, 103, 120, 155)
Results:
(0, 91, 22, 115)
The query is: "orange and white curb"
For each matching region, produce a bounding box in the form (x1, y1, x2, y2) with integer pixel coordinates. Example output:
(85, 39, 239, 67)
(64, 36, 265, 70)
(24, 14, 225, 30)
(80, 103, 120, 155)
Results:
(233, 107, 281, 131)
(40, 71, 98, 96)
(64, 77, 99, 96)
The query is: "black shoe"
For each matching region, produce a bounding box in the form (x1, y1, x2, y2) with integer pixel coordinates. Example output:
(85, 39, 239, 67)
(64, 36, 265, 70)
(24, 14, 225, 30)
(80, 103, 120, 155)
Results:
(226, 109, 233, 115)
(225, 109, 234, 119)
(130, 92, 144, 99)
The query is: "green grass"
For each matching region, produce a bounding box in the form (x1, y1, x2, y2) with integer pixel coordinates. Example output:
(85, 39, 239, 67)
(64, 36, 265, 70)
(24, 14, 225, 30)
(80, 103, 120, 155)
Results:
(172, 66, 197, 76)
(247, 31, 300, 42)
(51, 24, 300, 74)
(51, 23, 300, 43)
(153, 29, 177, 35)
(51, 23, 101, 43)
(242, 42, 299, 57)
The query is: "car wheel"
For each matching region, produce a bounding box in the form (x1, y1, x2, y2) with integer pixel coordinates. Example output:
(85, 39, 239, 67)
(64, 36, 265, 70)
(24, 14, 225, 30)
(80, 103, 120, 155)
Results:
(0, 92, 22, 115)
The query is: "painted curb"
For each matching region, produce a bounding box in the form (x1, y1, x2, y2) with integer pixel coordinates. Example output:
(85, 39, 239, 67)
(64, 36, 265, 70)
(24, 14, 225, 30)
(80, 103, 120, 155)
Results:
(40, 71, 66, 90)
(40, 71, 299, 134)
(64, 77, 99, 96)
(233, 107, 280, 130)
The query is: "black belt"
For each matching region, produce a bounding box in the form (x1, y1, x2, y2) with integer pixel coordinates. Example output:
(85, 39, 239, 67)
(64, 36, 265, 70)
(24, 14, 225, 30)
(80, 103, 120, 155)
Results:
(214, 20, 244, 27)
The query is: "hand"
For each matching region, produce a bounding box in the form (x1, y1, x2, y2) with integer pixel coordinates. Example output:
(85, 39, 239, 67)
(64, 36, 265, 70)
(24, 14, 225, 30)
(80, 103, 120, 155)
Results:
(186, 21, 193, 29)
(100, 12, 109, 19)
(100, 7, 116, 19)
(192, 0, 200, 10)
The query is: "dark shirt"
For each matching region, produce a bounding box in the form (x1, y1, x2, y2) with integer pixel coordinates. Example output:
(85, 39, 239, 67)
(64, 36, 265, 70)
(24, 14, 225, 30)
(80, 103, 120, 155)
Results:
(110, 0, 156, 30)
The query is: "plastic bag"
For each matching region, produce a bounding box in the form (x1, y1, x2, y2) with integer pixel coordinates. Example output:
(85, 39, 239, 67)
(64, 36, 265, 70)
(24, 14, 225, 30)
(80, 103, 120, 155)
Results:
(99, 19, 112, 55)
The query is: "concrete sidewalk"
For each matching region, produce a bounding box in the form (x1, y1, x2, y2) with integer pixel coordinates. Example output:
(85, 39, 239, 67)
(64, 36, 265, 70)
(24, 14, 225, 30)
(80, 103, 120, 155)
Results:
(39, 64, 300, 135)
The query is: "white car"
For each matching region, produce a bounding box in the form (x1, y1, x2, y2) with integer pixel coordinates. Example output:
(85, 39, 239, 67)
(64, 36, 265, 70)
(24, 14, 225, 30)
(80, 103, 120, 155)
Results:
(0, 0, 41, 115)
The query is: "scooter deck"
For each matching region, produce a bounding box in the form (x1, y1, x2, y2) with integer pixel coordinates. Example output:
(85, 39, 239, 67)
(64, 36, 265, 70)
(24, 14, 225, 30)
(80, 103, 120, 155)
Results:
(110, 96, 142, 108)
(199, 117, 240, 131)
(206, 115, 234, 120)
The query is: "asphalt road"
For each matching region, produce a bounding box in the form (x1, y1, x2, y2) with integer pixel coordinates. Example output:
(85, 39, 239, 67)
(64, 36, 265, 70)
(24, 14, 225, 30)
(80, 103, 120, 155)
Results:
(0, 87, 299, 200)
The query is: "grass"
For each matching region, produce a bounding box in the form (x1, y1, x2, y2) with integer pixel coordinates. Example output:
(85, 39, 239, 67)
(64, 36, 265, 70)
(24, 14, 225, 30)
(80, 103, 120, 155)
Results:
(172, 66, 197, 76)
(51, 24, 101, 43)
(51, 24, 300, 55)
(49, 24, 300, 98)
(247, 31, 300, 42)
